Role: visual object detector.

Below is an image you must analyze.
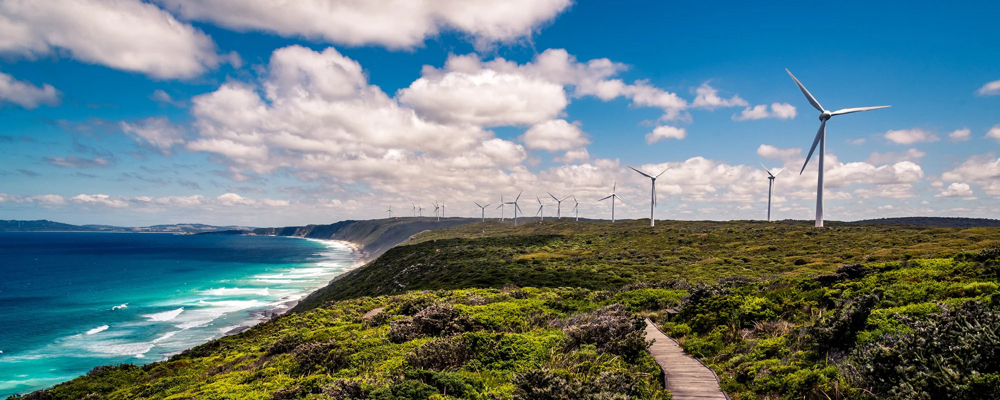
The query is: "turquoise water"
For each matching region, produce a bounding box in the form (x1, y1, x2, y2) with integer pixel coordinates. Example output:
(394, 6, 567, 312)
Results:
(0, 232, 358, 398)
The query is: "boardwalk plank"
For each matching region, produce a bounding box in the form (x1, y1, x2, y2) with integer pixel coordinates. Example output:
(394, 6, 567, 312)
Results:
(644, 318, 729, 400)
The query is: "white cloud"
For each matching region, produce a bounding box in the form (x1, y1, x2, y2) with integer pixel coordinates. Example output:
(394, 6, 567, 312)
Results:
(756, 144, 801, 161)
(691, 82, 747, 110)
(120, 117, 186, 154)
(555, 148, 590, 163)
(865, 148, 925, 164)
(44, 155, 113, 168)
(732, 103, 797, 121)
(977, 80, 1000, 96)
(986, 125, 1000, 142)
(645, 125, 686, 143)
(157, 0, 572, 49)
(0, 0, 222, 79)
(521, 120, 590, 151)
(72, 194, 130, 208)
(884, 129, 939, 145)
(0, 71, 59, 108)
(936, 182, 973, 198)
(849, 138, 866, 145)
(941, 155, 1000, 195)
(948, 128, 971, 142)
(399, 69, 567, 126)
(151, 90, 184, 107)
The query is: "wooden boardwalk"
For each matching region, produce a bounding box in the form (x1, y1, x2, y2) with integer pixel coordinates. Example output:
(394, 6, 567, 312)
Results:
(644, 318, 728, 400)
(362, 307, 384, 319)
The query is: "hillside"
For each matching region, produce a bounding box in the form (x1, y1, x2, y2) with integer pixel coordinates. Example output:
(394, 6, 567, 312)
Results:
(292, 219, 1000, 310)
(11, 220, 1000, 400)
(851, 216, 1000, 228)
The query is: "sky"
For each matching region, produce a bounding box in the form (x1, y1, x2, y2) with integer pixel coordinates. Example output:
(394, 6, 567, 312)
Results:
(1, 0, 999, 227)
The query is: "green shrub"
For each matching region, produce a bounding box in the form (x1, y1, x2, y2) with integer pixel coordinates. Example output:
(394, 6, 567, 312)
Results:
(555, 304, 649, 362)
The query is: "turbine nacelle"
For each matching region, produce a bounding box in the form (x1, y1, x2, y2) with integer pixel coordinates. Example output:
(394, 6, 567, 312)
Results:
(819, 111, 832, 121)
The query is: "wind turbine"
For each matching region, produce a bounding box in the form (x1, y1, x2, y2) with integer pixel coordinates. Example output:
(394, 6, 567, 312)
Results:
(504, 192, 523, 226)
(411, 203, 417, 217)
(386, 205, 393, 219)
(598, 180, 627, 222)
(441, 203, 446, 219)
(535, 196, 545, 222)
(548, 192, 571, 219)
(433, 201, 441, 222)
(417, 204, 423, 217)
(628, 165, 670, 227)
(786, 69, 890, 228)
(761, 163, 785, 222)
(496, 195, 506, 221)
(474, 202, 492, 222)
(571, 195, 579, 222)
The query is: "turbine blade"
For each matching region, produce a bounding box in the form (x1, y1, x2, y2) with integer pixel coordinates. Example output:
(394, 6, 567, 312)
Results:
(599, 195, 613, 201)
(537, 195, 542, 204)
(515, 203, 523, 213)
(616, 195, 627, 207)
(760, 162, 772, 176)
(535, 207, 542, 216)
(496, 203, 503, 209)
(549, 192, 559, 201)
(830, 105, 891, 116)
(475, 202, 482, 208)
(515, 191, 522, 202)
(800, 120, 826, 175)
(772, 168, 785, 176)
(572, 195, 577, 203)
(655, 165, 671, 178)
(613, 180, 617, 193)
(484, 202, 492, 208)
(786, 69, 824, 112)
(628, 166, 652, 179)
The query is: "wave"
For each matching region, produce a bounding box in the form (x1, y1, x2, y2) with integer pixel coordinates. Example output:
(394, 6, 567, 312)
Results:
(203, 287, 269, 296)
(142, 307, 184, 322)
(111, 303, 128, 311)
(152, 331, 180, 344)
(174, 300, 260, 330)
(85, 325, 109, 335)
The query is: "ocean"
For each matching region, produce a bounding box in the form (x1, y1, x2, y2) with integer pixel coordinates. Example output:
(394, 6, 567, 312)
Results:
(0, 232, 358, 398)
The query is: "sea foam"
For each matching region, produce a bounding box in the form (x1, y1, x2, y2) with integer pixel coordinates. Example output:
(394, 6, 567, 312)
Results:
(85, 325, 109, 335)
(142, 307, 184, 322)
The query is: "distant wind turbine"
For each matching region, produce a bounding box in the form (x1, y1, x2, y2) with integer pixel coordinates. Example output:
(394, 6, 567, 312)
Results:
(504, 192, 524, 226)
(474, 202, 492, 222)
(761, 163, 785, 222)
(786, 69, 890, 228)
(386, 205, 393, 219)
(433, 201, 441, 222)
(628, 165, 670, 227)
(535, 196, 545, 222)
(571, 195, 579, 222)
(496, 195, 506, 221)
(548, 192, 571, 219)
(441, 203, 446, 219)
(598, 180, 627, 222)
(417, 204, 423, 217)
(411, 203, 416, 217)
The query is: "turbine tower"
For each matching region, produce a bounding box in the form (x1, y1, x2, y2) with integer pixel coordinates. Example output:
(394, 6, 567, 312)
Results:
(598, 180, 627, 223)
(761, 163, 785, 222)
(786, 69, 890, 228)
(386, 205, 393, 219)
(628, 165, 670, 227)
(548, 192, 571, 219)
(441, 203, 446, 219)
(535, 196, 545, 222)
(474, 202, 492, 222)
(496, 195, 506, 221)
(571, 195, 579, 222)
(504, 192, 523, 226)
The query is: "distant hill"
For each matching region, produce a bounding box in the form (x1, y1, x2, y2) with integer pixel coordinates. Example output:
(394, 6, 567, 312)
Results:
(851, 217, 1000, 228)
(0, 220, 252, 233)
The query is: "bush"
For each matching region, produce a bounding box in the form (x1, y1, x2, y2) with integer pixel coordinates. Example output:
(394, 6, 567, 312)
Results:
(512, 369, 649, 400)
(807, 294, 879, 353)
(368, 379, 439, 400)
(406, 337, 470, 370)
(555, 304, 649, 362)
(266, 334, 301, 356)
(853, 301, 1000, 399)
(292, 340, 349, 374)
(322, 379, 369, 399)
(389, 304, 477, 343)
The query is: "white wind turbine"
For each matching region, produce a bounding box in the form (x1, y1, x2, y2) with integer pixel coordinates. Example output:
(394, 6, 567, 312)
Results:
(504, 192, 523, 226)
(598, 180, 627, 223)
(417, 204, 423, 217)
(441, 202, 446, 219)
(474, 202, 492, 222)
(496, 195, 506, 222)
(411, 203, 417, 217)
(786, 69, 890, 228)
(535, 196, 545, 222)
(571, 195, 580, 222)
(761, 163, 785, 222)
(386, 205, 393, 218)
(433, 201, 441, 221)
(628, 165, 670, 227)
(548, 192, 571, 219)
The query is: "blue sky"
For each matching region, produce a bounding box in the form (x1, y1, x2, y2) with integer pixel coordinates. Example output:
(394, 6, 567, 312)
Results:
(1, 0, 998, 226)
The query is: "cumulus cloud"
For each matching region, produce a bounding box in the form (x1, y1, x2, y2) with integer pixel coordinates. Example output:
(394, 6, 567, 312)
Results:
(884, 129, 939, 145)
(757, 145, 801, 161)
(645, 126, 686, 143)
(0, 0, 222, 79)
(0, 71, 60, 108)
(521, 120, 590, 151)
(936, 182, 973, 198)
(691, 82, 747, 110)
(977, 80, 1000, 96)
(120, 117, 186, 154)
(733, 103, 797, 121)
(555, 148, 590, 163)
(942, 155, 1000, 195)
(986, 125, 1000, 142)
(44, 155, 113, 168)
(157, 0, 572, 49)
(944, 128, 970, 142)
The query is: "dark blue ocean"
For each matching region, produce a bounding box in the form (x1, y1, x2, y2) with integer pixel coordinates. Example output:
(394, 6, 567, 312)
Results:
(0, 232, 358, 398)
